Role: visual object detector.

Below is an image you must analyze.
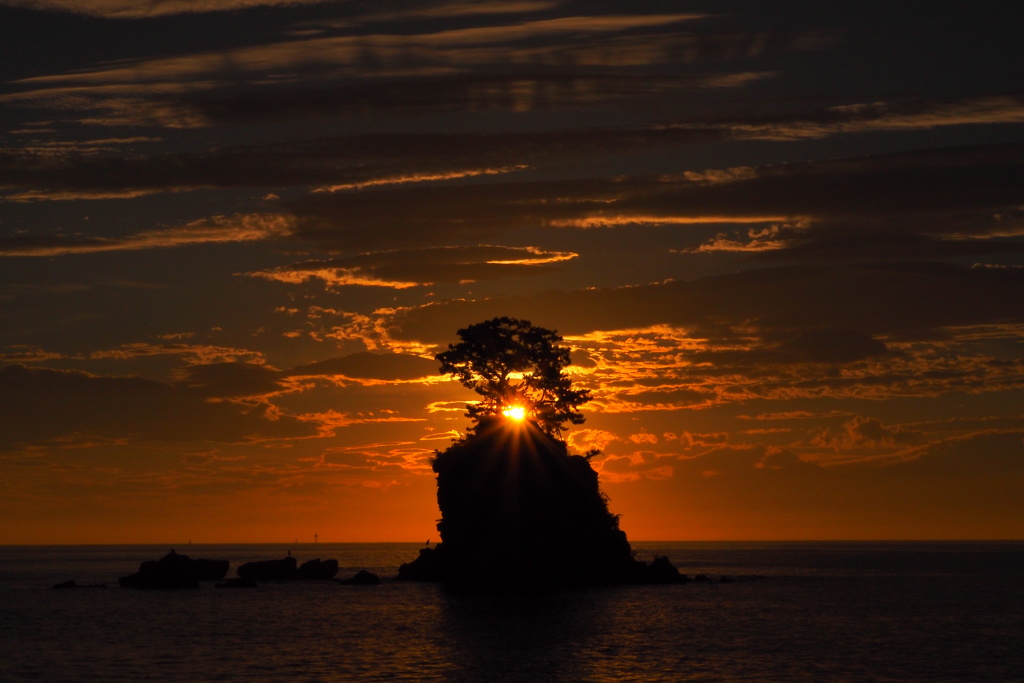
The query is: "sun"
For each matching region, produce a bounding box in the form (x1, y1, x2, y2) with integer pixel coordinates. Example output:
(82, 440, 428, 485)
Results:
(501, 405, 527, 422)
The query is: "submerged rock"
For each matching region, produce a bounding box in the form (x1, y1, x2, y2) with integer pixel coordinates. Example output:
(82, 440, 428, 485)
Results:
(119, 550, 227, 589)
(398, 419, 684, 589)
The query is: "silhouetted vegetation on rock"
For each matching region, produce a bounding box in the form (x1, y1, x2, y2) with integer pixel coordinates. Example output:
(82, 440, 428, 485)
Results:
(400, 318, 686, 589)
(436, 317, 591, 438)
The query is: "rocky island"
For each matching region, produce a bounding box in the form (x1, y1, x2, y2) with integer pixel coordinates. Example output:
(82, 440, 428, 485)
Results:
(398, 317, 685, 589)
(118, 550, 228, 589)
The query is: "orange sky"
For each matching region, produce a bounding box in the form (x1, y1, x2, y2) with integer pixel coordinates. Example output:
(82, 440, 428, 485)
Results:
(0, 0, 1022, 544)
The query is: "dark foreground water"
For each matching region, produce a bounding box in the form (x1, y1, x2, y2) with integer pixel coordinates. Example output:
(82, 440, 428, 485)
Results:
(1, 542, 1021, 682)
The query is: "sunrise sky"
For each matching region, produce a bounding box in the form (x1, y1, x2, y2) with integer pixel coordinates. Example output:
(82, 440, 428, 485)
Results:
(1, 0, 1022, 544)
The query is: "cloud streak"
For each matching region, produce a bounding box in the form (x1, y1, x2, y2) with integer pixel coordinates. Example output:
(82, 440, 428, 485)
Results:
(1, 0, 336, 18)
(246, 245, 578, 288)
(0, 213, 294, 256)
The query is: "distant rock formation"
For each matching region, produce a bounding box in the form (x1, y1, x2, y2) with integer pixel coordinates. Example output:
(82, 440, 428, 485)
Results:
(237, 556, 297, 580)
(338, 569, 381, 585)
(118, 550, 228, 589)
(235, 556, 340, 580)
(297, 558, 339, 580)
(398, 418, 685, 589)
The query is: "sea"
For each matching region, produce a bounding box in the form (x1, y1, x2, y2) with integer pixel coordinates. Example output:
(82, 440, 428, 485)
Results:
(0, 541, 1021, 682)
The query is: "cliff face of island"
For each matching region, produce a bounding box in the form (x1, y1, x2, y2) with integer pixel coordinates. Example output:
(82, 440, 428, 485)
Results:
(399, 419, 679, 588)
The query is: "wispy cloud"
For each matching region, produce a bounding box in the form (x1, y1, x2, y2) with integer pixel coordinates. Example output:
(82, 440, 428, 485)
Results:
(0, 213, 293, 256)
(0, 0, 335, 18)
(314, 166, 529, 192)
(718, 95, 1024, 141)
(0, 8, 774, 129)
(246, 245, 578, 288)
(361, 1, 559, 21)
(8, 96, 1016, 216)
(91, 342, 266, 366)
(375, 264, 1024, 411)
(276, 143, 1022, 255)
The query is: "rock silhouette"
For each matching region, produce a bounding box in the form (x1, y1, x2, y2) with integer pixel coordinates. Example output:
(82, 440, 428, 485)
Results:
(297, 558, 339, 580)
(338, 569, 381, 585)
(235, 556, 341, 580)
(399, 418, 682, 589)
(237, 556, 297, 580)
(118, 550, 228, 589)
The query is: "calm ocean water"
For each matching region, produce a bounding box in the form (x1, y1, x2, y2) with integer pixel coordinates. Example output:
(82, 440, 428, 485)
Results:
(0, 542, 1021, 682)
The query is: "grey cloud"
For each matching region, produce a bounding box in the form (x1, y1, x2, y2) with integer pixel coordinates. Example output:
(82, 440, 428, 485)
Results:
(680, 328, 890, 368)
(0, 126, 714, 200)
(4, 96, 1018, 217)
(0, 352, 442, 449)
(172, 362, 283, 398)
(289, 352, 438, 381)
(751, 231, 1024, 265)
(0, 363, 315, 449)
(170, 352, 441, 399)
(281, 143, 1023, 256)
(632, 145, 1023, 231)
(388, 262, 1024, 346)
(774, 329, 888, 364)
(619, 387, 716, 407)
(1, 8, 786, 125)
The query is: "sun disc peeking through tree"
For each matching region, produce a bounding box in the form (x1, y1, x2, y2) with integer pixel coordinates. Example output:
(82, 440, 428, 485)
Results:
(437, 317, 591, 438)
(501, 404, 527, 422)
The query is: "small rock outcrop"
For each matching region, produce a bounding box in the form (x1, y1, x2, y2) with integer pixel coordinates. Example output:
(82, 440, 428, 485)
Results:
(118, 550, 227, 589)
(237, 556, 298, 580)
(297, 558, 339, 580)
(398, 419, 684, 589)
(338, 569, 380, 585)
(235, 556, 341, 580)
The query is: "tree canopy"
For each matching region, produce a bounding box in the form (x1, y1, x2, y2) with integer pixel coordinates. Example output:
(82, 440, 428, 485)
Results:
(437, 317, 591, 438)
